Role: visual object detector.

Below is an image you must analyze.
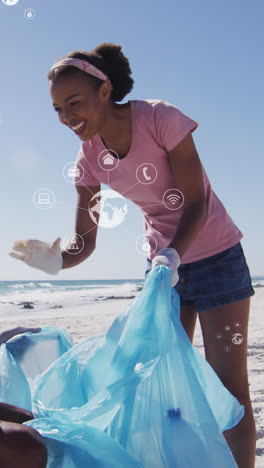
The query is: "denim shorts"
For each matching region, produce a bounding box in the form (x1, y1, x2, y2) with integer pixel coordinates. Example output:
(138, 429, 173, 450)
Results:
(145, 242, 255, 313)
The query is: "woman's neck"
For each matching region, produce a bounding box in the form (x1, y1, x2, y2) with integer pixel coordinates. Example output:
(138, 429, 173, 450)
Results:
(99, 101, 131, 148)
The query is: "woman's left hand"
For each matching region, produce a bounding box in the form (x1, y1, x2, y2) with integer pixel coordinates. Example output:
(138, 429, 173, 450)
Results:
(151, 248, 181, 287)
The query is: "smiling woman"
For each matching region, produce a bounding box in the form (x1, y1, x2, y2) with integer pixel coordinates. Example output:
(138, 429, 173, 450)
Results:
(8, 41, 257, 467)
(47, 43, 134, 148)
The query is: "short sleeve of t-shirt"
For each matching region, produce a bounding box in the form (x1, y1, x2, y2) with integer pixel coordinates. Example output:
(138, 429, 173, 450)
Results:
(74, 145, 100, 187)
(153, 100, 198, 152)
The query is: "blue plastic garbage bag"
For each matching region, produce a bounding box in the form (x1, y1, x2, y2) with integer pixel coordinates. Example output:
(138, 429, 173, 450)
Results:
(0, 326, 73, 411)
(0, 266, 244, 466)
(22, 266, 244, 467)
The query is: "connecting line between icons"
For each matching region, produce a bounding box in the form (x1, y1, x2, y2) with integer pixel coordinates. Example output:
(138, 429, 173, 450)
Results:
(121, 182, 140, 197)
(79, 225, 98, 238)
(55, 201, 91, 212)
(135, 203, 164, 210)
(55, 201, 98, 237)
(76, 184, 100, 196)
(104, 171, 140, 196)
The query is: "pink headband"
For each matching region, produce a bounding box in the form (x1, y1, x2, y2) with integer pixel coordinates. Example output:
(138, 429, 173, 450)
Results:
(50, 57, 112, 89)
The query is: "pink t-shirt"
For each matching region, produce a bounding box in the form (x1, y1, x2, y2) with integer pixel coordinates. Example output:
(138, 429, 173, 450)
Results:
(74, 99, 242, 264)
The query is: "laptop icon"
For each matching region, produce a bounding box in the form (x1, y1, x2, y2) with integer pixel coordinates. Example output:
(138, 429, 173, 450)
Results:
(38, 192, 51, 205)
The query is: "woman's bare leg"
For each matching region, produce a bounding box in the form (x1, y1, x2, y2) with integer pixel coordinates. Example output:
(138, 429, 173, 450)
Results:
(199, 298, 256, 468)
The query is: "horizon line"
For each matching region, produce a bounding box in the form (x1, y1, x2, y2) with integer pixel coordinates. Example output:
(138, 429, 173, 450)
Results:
(0, 276, 263, 282)
(0, 278, 145, 282)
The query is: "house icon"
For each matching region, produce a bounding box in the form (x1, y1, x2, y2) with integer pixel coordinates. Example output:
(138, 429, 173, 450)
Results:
(103, 154, 115, 165)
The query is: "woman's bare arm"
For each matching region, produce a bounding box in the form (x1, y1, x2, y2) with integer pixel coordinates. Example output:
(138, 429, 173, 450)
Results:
(167, 133, 207, 257)
(61, 184, 101, 269)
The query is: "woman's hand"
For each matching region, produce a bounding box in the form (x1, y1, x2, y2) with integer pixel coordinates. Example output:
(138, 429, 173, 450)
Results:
(0, 402, 34, 423)
(151, 248, 181, 286)
(8, 237, 63, 274)
(0, 327, 41, 346)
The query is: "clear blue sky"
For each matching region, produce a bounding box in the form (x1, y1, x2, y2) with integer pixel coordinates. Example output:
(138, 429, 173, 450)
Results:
(0, 0, 263, 280)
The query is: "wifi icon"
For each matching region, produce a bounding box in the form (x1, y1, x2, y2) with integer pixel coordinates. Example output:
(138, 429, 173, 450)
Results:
(167, 194, 181, 205)
(163, 189, 184, 210)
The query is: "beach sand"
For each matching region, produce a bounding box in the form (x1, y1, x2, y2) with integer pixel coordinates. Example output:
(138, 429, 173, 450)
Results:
(0, 290, 263, 466)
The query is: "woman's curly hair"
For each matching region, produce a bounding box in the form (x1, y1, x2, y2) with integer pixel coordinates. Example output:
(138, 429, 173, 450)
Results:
(47, 42, 134, 102)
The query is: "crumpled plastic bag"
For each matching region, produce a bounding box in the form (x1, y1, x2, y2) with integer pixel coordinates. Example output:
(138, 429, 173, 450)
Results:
(0, 266, 243, 467)
(0, 326, 74, 411)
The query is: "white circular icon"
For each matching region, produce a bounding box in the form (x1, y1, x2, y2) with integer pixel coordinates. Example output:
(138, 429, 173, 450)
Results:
(63, 161, 84, 184)
(136, 234, 157, 257)
(2, 0, 20, 5)
(232, 333, 243, 345)
(62, 233, 84, 255)
(163, 189, 184, 210)
(33, 188, 55, 210)
(136, 163, 157, 185)
(98, 150, 119, 172)
(24, 8, 35, 19)
(88, 189, 128, 228)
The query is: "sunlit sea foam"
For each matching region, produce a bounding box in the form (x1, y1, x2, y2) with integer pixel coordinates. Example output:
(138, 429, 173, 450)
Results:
(252, 277, 264, 288)
(9, 282, 37, 289)
(0, 279, 144, 318)
(0, 276, 261, 319)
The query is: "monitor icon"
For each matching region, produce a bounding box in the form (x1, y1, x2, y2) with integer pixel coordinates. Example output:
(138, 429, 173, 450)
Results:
(38, 192, 51, 205)
(33, 188, 55, 210)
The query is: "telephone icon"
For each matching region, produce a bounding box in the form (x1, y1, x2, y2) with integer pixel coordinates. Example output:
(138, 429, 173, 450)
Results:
(143, 166, 151, 181)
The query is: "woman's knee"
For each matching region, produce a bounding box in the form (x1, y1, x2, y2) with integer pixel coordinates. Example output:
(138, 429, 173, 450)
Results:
(0, 421, 47, 468)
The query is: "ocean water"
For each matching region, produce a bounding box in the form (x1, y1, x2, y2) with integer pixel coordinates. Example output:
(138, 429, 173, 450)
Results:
(251, 276, 264, 287)
(0, 276, 262, 318)
(0, 279, 144, 317)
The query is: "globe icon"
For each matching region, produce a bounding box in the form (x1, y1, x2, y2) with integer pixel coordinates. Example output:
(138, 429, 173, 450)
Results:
(232, 333, 243, 345)
(2, 0, 20, 5)
(88, 189, 128, 228)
